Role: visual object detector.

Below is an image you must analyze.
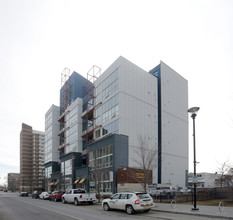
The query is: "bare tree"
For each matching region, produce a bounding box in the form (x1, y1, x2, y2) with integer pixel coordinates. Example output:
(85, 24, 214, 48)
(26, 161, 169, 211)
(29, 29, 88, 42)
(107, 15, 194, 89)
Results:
(227, 168, 233, 191)
(215, 161, 231, 188)
(90, 169, 102, 203)
(130, 135, 158, 192)
(215, 161, 233, 193)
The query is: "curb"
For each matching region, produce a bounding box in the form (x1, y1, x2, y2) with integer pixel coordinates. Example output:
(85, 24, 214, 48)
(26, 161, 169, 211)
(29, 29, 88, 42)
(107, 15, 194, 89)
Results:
(151, 208, 233, 220)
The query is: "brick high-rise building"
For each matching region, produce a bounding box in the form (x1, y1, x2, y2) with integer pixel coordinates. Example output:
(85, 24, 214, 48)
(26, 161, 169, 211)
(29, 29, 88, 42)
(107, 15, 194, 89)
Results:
(8, 173, 20, 191)
(20, 123, 45, 192)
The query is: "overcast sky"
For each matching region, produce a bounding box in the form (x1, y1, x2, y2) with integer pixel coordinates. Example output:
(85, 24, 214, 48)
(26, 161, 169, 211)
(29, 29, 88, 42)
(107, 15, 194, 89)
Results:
(0, 0, 233, 185)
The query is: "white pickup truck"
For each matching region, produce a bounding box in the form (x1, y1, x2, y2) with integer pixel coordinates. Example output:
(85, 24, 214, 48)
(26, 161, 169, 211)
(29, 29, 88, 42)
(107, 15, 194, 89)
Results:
(62, 189, 96, 205)
(149, 186, 176, 198)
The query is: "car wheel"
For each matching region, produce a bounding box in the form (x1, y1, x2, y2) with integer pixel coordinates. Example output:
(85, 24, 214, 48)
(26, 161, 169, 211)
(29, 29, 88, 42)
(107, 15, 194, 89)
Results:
(43, 196, 45, 200)
(62, 198, 66, 204)
(126, 205, 135, 215)
(74, 198, 79, 206)
(88, 201, 93, 205)
(55, 198, 57, 202)
(49, 198, 51, 201)
(103, 203, 110, 211)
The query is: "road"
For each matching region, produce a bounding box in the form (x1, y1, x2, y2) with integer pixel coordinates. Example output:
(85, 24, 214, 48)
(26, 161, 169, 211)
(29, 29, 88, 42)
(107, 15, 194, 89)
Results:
(0, 192, 223, 220)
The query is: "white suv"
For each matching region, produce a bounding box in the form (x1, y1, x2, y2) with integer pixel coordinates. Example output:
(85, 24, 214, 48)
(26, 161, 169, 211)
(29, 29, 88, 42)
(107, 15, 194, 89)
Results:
(102, 192, 153, 214)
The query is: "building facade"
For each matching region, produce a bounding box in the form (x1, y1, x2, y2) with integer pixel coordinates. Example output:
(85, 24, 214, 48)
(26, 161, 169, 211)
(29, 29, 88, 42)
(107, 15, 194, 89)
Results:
(44, 56, 188, 193)
(150, 61, 189, 186)
(92, 57, 188, 187)
(44, 105, 60, 191)
(20, 123, 45, 192)
(8, 173, 20, 191)
(188, 172, 221, 188)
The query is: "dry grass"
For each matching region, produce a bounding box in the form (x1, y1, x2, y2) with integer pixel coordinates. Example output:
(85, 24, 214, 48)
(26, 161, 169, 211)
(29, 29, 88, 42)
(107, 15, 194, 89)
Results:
(179, 199, 233, 207)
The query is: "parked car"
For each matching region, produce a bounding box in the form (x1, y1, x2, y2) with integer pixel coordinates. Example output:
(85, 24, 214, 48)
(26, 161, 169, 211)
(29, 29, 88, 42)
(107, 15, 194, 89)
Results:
(150, 186, 176, 198)
(62, 189, 96, 205)
(49, 190, 65, 202)
(32, 191, 41, 198)
(178, 187, 191, 194)
(20, 192, 28, 197)
(39, 192, 51, 200)
(102, 192, 153, 215)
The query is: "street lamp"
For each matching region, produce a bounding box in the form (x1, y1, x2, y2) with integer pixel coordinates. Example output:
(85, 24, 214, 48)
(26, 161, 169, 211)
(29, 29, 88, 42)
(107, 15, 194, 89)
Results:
(188, 107, 200, 211)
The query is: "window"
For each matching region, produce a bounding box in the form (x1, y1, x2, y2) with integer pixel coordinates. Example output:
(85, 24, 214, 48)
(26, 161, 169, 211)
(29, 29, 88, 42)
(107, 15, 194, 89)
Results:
(120, 194, 128, 199)
(102, 95, 119, 123)
(102, 105, 119, 123)
(95, 106, 101, 118)
(96, 116, 101, 127)
(69, 124, 77, 135)
(96, 145, 113, 169)
(103, 69, 119, 90)
(95, 85, 101, 104)
(102, 94, 118, 113)
(45, 166, 52, 178)
(102, 120, 119, 136)
(102, 69, 119, 98)
(89, 151, 95, 171)
(136, 193, 150, 199)
(95, 129, 101, 139)
(61, 162, 64, 174)
(128, 194, 133, 199)
(112, 194, 120, 199)
(61, 160, 72, 175)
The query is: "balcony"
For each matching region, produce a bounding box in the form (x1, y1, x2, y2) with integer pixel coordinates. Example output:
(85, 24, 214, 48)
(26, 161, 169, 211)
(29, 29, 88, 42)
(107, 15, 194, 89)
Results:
(58, 127, 65, 136)
(81, 106, 94, 118)
(82, 126, 94, 137)
(59, 143, 66, 150)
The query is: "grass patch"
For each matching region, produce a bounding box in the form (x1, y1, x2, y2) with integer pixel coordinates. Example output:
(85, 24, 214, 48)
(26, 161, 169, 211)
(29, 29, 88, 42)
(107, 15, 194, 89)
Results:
(179, 199, 233, 207)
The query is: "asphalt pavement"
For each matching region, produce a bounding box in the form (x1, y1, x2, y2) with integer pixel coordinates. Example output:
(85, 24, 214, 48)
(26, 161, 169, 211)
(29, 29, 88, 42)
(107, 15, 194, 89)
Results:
(151, 202, 233, 220)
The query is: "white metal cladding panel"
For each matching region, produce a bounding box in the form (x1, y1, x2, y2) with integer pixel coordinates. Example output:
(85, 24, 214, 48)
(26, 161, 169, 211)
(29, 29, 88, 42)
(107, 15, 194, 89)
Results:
(160, 61, 188, 120)
(161, 154, 187, 186)
(161, 113, 188, 157)
(119, 92, 158, 145)
(118, 57, 158, 105)
(117, 56, 158, 145)
(160, 61, 188, 186)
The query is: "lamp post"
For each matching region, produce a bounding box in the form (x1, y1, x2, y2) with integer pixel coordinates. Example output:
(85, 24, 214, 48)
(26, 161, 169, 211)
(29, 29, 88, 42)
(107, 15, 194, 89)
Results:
(188, 107, 200, 211)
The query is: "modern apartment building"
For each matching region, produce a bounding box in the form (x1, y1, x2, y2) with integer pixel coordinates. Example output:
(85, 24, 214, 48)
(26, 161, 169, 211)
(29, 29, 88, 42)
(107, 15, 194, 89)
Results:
(44, 56, 188, 193)
(20, 123, 45, 192)
(87, 57, 188, 191)
(44, 105, 60, 191)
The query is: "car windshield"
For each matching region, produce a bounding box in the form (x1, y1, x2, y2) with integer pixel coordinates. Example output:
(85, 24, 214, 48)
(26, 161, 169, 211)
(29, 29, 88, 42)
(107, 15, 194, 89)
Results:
(136, 193, 150, 199)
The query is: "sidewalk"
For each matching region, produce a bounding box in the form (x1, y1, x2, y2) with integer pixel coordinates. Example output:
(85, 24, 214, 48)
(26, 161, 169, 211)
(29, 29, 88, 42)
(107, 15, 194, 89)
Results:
(152, 202, 233, 219)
